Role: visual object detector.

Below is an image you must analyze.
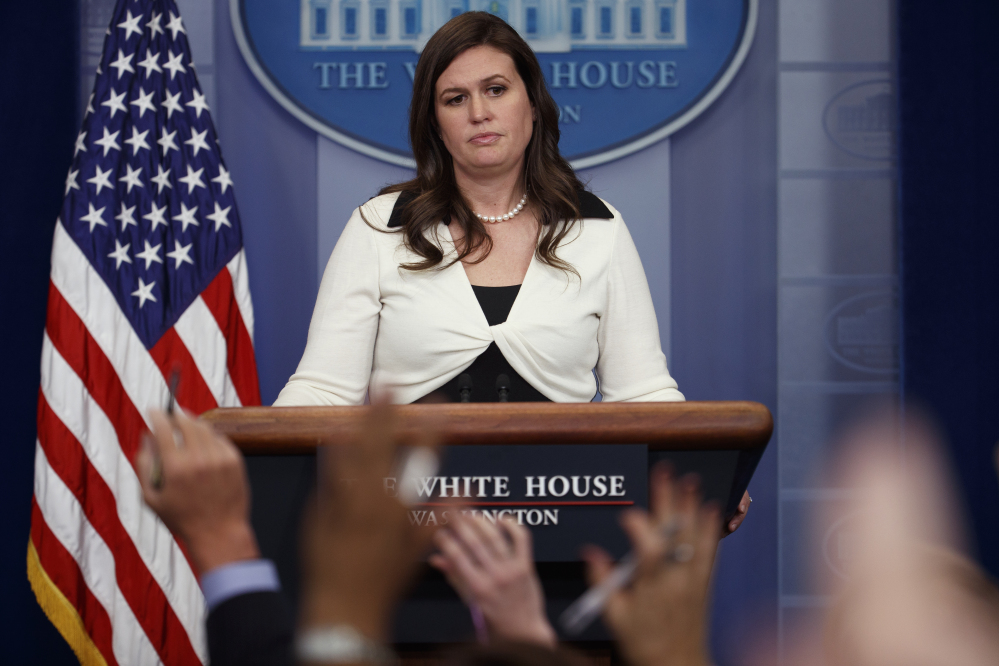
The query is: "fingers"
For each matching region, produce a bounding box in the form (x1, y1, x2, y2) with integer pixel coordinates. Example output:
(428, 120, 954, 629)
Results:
(136, 434, 159, 505)
(501, 517, 533, 562)
(433, 524, 484, 594)
(147, 410, 178, 463)
(726, 490, 751, 534)
(657, 474, 701, 572)
(581, 544, 614, 586)
(347, 400, 400, 482)
(619, 508, 664, 573)
(171, 408, 218, 454)
(692, 503, 723, 581)
(427, 553, 452, 574)
(456, 512, 511, 564)
(649, 462, 675, 525)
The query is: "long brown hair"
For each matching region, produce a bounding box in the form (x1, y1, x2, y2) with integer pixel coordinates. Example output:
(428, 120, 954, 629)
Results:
(379, 11, 584, 272)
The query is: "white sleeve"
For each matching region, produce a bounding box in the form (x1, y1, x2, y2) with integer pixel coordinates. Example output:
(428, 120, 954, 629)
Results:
(273, 207, 382, 406)
(595, 218, 685, 402)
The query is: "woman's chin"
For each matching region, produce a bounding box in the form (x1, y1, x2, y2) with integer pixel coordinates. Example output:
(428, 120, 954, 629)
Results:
(459, 154, 520, 176)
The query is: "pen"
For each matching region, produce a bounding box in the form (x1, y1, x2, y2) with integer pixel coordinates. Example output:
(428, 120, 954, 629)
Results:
(150, 370, 180, 490)
(559, 518, 685, 635)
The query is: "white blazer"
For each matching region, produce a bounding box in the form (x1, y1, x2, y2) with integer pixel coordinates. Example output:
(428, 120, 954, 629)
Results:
(274, 191, 684, 405)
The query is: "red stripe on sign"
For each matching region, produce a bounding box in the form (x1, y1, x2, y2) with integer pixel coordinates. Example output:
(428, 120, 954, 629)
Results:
(45, 282, 146, 461)
(149, 327, 219, 416)
(31, 499, 120, 666)
(37, 393, 201, 666)
(416, 501, 636, 507)
(201, 268, 261, 406)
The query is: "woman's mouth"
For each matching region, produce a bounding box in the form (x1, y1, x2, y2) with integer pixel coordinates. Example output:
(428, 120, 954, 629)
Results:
(469, 132, 502, 145)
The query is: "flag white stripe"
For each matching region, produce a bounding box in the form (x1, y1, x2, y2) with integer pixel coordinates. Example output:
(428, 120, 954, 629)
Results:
(226, 250, 255, 344)
(50, 223, 170, 428)
(174, 296, 242, 408)
(35, 443, 165, 666)
(40, 332, 208, 659)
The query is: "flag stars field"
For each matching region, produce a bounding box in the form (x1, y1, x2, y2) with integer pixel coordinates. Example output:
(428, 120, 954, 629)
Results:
(59, 0, 245, 335)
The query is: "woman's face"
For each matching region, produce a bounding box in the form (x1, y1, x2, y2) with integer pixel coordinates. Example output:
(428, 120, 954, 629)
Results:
(434, 45, 535, 182)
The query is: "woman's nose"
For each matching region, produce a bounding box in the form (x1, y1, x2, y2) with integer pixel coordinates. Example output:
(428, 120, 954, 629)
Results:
(468, 95, 490, 122)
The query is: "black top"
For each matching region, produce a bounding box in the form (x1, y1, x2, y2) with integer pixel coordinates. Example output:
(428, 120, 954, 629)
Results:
(423, 285, 552, 403)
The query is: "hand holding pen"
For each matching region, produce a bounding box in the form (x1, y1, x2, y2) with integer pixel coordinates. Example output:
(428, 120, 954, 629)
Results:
(148, 370, 180, 490)
(135, 370, 260, 575)
(566, 466, 722, 666)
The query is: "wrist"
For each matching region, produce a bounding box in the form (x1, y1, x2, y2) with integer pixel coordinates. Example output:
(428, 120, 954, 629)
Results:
(188, 521, 260, 575)
(301, 595, 391, 644)
(297, 625, 397, 665)
(493, 619, 558, 648)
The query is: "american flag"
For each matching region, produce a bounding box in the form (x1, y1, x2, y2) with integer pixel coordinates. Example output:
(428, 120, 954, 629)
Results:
(28, 0, 260, 663)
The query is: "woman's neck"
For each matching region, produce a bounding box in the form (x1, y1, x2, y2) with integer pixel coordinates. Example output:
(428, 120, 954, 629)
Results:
(455, 164, 527, 218)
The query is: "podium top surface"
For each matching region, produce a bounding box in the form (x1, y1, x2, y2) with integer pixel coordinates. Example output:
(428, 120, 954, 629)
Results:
(202, 401, 773, 455)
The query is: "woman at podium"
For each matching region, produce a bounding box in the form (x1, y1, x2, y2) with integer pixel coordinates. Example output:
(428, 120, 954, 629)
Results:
(274, 11, 683, 407)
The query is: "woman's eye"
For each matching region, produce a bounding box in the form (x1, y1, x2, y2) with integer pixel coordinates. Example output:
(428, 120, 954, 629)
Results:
(447, 94, 465, 105)
(487, 86, 506, 96)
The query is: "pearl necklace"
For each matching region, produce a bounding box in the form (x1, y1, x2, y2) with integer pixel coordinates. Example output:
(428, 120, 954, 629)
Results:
(474, 194, 527, 224)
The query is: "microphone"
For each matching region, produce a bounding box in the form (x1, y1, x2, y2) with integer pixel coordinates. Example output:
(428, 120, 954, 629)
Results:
(458, 373, 473, 403)
(495, 374, 510, 403)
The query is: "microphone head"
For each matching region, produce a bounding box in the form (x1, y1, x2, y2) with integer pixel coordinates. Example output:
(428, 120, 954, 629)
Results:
(495, 374, 511, 390)
(458, 373, 473, 390)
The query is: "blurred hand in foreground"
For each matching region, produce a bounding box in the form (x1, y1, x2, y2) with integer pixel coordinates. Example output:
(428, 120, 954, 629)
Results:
(818, 415, 999, 666)
(583, 467, 720, 666)
(136, 409, 259, 576)
(430, 512, 557, 647)
(299, 400, 441, 643)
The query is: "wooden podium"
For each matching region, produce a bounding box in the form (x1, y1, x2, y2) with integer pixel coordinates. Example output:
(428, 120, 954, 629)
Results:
(203, 401, 772, 651)
(203, 401, 772, 453)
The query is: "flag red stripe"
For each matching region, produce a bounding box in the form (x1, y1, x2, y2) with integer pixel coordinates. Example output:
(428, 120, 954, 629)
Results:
(45, 282, 146, 461)
(31, 499, 120, 666)
(37, 392, 201, 665)
(149, 327, 219, 415)
(200, 268, 261, 406)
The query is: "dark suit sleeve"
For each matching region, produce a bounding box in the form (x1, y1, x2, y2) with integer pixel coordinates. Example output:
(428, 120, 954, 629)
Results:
(206, 591, 295, 666)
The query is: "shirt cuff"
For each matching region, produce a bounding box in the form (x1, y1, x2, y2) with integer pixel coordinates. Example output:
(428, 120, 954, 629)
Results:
(200, 559, 281, 612)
